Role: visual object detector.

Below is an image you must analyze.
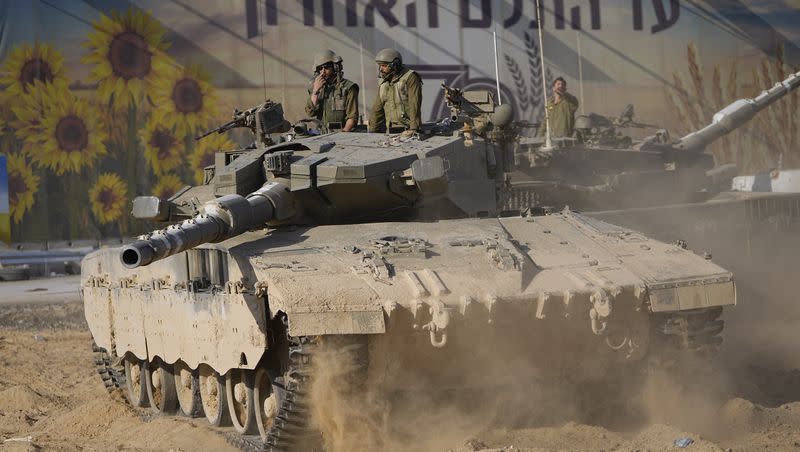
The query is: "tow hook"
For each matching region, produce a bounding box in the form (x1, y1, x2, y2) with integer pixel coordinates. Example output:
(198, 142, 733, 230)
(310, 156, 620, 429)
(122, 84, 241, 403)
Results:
(423, 300, 451, 348)
(589, 290, 612, 335)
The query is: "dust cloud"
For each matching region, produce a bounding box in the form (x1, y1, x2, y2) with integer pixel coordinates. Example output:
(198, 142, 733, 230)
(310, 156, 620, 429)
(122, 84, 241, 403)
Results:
(308, 201, 800, 451)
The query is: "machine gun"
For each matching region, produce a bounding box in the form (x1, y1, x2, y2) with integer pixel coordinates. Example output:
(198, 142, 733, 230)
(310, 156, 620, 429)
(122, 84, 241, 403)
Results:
(196, 105, 259, 140)
(196, 101, 290, 148)
(441, 83, 514, 139)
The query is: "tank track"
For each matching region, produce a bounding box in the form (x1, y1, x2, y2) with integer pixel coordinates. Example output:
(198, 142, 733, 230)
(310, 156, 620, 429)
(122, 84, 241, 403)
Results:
(90, 335, 319, 452)
(92, 341, 126, 393)
(263, 335, 320, 451)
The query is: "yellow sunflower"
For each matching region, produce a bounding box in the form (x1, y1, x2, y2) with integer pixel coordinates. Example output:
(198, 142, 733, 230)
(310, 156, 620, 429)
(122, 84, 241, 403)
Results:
(190, 132, 235, 184)
(89, 172, 128, 224)
(151, 64, 219, 138)
(0, 42, 68, 99)
(152, 173, 185, 199)
(140, 118, 184, 174)
(10, 79, 71, 156)
(83, 9, 169, 110)
(6, 154, 40, 223)
(25, 90, 108, 175)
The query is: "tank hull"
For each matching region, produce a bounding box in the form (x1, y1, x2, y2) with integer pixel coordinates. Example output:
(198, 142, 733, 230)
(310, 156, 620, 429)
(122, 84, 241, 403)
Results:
(83, 211, 734, 375)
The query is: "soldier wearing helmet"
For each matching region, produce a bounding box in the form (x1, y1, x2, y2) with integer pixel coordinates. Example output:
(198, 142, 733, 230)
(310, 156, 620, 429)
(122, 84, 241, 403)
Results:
(305, 49, 359, 132)
(369, 48, 422, 135)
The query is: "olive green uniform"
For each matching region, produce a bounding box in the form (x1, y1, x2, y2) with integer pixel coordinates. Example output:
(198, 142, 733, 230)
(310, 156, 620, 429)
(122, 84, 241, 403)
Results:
(537, 92, 579, 138)
(305, 77, 359, 131)
(369, 67, 422, 132)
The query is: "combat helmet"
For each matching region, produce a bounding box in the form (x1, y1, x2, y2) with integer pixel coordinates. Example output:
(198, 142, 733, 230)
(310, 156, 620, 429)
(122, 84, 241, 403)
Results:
(375, 48, 403, 75)
(313, 49, 337, 73)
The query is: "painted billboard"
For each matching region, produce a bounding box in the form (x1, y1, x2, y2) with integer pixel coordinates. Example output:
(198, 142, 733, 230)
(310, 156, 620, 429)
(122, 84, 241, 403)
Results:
(0, 0, 798, 240)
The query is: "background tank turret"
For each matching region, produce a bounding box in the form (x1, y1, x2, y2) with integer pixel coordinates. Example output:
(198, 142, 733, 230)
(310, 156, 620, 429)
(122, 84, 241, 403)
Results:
(506, 71, 800, 211)
(82, 86, 737, 450)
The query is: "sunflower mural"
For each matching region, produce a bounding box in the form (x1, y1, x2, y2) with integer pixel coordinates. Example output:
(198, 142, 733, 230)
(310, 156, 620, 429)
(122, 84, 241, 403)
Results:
(152, 173, 185, 200)
(190, 132, 236, 184)
(151, 63, 219, 138)
(0, 43, 68, 100)
(89, 173, 128, 224)
(1, 6, 229, 241)
(10, 79, 71, 157)
(6, 154, 40, 224)
(96, 101, 132, 149)
(140, 118, 184, 174)
(24, 91, 108, 175)
(83, 9, 169, 110)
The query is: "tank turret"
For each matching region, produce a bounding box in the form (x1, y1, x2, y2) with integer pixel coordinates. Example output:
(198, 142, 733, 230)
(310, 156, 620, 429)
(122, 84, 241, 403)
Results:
(123, 97, 507, 268)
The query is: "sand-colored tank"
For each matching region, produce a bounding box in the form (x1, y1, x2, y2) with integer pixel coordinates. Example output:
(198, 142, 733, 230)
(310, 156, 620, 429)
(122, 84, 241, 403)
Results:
(506, 71, 800, 211)
(82, 95, 735, 450)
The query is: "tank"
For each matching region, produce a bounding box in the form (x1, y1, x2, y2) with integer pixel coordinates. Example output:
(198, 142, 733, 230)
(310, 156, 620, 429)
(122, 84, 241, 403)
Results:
(505, 71, 800, 212)
(82, 91, 736, 450)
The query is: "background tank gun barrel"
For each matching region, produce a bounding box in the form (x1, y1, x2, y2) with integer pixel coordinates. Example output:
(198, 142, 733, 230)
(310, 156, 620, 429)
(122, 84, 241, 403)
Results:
(674, 70, 800, 152)
(120, 182, 293, 269)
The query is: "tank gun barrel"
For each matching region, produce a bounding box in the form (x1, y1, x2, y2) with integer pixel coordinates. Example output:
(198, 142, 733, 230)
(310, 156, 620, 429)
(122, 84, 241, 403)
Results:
(120, 182, 293, 269)
(674, 70, 800, 152)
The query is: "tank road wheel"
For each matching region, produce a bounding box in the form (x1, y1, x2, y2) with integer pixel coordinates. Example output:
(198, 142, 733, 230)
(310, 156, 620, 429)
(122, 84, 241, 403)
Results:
(124, 357, 149, 407)
(145, 358, 178, 414)
(226, 369, 259, 434)
(199, 364, 231, 426)
(254, 367, 281, 442)
(173, 361, 204, 417)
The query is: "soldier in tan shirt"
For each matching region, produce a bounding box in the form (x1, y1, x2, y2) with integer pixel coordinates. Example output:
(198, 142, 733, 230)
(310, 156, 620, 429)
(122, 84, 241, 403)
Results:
(369, 48, 422, 136)
(537, 77, 579, 138)
(305, 50, 359, 132)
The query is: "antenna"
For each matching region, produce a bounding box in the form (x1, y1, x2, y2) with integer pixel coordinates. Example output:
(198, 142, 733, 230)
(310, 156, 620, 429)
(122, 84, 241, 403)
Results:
(535, 0, 552, 150)
(359, 38, 367, 126)
(258, 0, 267, 101)
(576, 30, 585, 115)
(492, 30, 502, 105)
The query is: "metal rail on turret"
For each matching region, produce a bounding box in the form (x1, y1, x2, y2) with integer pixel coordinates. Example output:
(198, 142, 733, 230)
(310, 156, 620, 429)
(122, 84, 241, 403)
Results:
(120, 182, 294, 269)
(674, 71, 800, 152)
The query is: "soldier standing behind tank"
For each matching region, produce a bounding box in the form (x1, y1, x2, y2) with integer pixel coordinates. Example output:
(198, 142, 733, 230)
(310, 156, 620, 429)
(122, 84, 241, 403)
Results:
(369, 48, 422, 136)
(305, 50, 359, 132)
(537, 77, 579, 138)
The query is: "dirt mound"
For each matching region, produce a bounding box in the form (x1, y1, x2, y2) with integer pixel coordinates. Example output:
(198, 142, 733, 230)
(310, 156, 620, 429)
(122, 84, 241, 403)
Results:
(0, 329, 235, 451)
(0, 386, 47, 412)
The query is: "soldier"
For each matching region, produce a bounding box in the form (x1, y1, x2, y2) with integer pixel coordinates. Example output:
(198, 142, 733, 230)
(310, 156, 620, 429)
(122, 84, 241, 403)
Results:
(537, 76, 579, 138)
(369, 48, 422, 136)
(305, 49, 359, 132)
